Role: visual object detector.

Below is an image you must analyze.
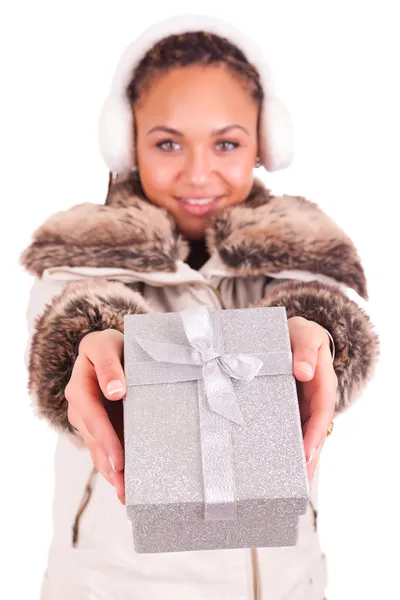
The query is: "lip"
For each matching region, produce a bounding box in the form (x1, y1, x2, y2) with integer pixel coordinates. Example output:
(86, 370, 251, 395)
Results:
(174, 195, 224, 217)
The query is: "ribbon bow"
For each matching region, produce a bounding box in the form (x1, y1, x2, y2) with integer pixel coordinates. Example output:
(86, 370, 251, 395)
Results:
(133, 306, 263, 521)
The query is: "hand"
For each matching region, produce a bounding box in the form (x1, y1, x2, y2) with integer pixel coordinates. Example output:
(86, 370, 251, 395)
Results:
(287, 316, 338, 489)
(65, 329, 126, 504)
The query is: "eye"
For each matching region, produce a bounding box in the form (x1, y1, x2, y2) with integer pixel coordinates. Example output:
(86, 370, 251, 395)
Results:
(156, 139, 181, 152)
(216, 140, 240, 152)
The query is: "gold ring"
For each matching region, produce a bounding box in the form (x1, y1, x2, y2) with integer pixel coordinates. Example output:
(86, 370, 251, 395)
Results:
(327, 422, 334, 436)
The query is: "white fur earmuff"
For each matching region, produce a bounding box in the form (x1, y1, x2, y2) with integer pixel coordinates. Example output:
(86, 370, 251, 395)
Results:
(98, 14, 294, 174)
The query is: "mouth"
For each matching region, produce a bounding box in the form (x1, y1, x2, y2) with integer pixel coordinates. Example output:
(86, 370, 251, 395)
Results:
(174, 195, 224, 216)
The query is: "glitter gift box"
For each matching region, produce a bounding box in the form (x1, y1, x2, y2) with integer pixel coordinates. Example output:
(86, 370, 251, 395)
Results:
(123, 305, 309, 554)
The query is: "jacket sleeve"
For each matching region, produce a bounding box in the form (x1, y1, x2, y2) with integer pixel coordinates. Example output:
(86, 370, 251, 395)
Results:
(255, 279, 380, 415)
(24, 277, 150, 437)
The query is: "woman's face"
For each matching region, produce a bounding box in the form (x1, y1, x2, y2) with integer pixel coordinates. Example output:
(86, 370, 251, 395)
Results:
(134, 64, 259, 239)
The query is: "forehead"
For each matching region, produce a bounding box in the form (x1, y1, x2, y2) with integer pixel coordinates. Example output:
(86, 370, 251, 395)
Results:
(134, 64, 258, 127)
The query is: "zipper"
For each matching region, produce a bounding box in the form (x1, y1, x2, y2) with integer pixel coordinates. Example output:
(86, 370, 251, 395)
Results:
(68, 274, 261, 596)
(251, 547, 260, 600)
(185, 279, 226, 309)
(72, 466, 97, 548)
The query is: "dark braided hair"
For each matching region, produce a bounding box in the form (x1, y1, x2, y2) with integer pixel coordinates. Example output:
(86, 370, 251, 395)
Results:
(126, 31, 264, 108)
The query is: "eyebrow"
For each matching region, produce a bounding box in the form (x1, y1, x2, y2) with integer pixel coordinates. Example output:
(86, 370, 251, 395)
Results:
(147, 124, 250, 136)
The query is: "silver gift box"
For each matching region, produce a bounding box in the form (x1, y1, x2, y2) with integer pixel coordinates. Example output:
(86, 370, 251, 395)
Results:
(123, 306, 309, 554)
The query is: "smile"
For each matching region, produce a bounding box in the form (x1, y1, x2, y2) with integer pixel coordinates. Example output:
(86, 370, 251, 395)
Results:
(178, 197, 217, 205)
(174, 196, 224, 216)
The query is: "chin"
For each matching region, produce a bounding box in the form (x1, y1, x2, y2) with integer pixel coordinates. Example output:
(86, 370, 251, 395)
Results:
(176, 221, 206, 239)
(180, 228, 206, 240)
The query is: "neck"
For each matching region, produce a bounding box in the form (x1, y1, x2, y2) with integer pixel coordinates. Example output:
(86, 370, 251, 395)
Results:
(20, 172, 368, 300)
(187, 238, 210, 270)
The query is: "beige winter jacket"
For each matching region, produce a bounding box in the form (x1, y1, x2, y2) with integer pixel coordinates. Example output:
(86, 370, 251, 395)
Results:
(21, 175, 379, 599)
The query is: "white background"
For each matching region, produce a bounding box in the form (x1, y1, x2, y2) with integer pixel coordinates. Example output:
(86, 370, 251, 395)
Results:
(1, 1, 399, 598)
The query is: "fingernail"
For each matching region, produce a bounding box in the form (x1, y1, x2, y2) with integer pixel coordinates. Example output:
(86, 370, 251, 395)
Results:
(107, 380, 124, 396)
(103, 471, 112, 484)
(296, 362, 313, 377)
(307, 448, 317, 464)
(108, 455, 117, 473)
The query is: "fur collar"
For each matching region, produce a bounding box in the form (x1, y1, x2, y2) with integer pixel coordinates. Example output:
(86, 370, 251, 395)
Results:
(20, 175, 368, 299)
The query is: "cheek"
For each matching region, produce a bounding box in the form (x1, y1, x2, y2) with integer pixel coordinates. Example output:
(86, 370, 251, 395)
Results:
(139, 155, 177, 193)
(219, 154, 255, 206)
(136, 134, 177, 192)
(222, 158, 255, 190)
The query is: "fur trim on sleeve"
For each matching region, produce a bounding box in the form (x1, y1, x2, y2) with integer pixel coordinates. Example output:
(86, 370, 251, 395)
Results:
(28, 278, 150, 434)
(254, 280, 380, 414)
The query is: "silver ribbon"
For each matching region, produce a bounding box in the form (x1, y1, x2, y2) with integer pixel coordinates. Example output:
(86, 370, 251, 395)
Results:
(131, 306, 281, 521)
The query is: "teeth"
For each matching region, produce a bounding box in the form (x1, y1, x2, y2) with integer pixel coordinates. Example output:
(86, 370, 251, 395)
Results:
(180, 198, 215, 205)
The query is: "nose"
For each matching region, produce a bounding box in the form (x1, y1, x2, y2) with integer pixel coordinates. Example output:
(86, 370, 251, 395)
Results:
(184, 149, 212, 185)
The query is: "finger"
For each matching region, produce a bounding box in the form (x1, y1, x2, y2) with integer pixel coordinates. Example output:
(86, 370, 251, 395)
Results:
(70, 378, 135, 506)
(304, 407, 329, 479)
(68, 404, 118, 488)
(89, 444, 114, 486)
(288, 317, 330, 382)
(83, 330, 126, 402)
(302, 344, 337, 465)
(69, 370, 124, 453)
(67, 354, 125, 473)
(307, 441, 324, 491)
(111, 470, 126, 505)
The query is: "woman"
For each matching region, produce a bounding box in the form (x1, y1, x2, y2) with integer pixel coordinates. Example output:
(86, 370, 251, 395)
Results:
(21, 14, 379, 600)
